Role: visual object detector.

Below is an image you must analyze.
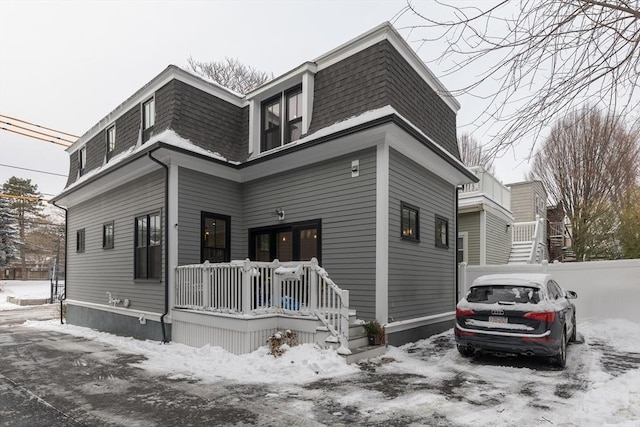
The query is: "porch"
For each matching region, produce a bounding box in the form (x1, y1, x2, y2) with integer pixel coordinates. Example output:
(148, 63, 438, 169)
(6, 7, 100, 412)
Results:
(173, 258, 385, 362)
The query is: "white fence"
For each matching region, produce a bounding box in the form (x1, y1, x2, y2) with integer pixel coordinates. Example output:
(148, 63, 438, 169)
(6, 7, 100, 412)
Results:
(459, 259, 640, 323)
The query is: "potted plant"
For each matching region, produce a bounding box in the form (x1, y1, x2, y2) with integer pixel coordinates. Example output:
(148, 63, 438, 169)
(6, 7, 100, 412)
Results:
(363, 320, 386, 345)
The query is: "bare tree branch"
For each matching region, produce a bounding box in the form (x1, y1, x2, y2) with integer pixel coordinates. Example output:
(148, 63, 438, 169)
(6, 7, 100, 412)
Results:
(530, 107, 640, 260)
(187, 57, 273, 94)
(401, 0, 640, 156)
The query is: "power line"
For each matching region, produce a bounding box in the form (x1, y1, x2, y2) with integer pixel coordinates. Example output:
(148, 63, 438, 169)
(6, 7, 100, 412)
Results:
(0, 163, 67, 178)
(1, 127, 71, 147)
(0, 120, 76, 144)
(0, 114, 79, 138)
(0, 193, 49, 202)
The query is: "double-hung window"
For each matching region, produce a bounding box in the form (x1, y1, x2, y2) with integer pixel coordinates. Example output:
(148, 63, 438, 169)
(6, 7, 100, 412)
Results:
(106, 125, 116, 162)
(135, 212, 161, 279)
(435, 215, 449, 249)
(143, 98, 155, 130)
(201, 212, 230, 263)
(401, 202, 419, 241)
(76, 229, 85, 253)
(261, 86, 303, 152)
(78, 147, 87, 176)
(262, 97, 281, 151)
(103, 222, 114, 249)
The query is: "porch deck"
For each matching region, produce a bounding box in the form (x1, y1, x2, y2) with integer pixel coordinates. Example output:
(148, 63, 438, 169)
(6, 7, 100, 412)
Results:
(173, 258, 354, 355)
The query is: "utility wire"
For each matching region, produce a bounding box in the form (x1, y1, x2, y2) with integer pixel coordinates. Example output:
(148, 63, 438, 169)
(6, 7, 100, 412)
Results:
(0, 193, 49, 202)
(0, 114, 80, 138)
(0, 120, 76, 144)
(0, 163, 68, 178)
(0, 127, 71, 147)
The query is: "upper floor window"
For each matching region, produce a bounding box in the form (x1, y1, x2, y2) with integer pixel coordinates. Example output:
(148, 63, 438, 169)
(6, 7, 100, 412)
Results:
(263, 97, 281, 151)
(106, 125, 116, 162)
(78, 147, 87, 176)
(401, 202, 419, 241)
(261, 86, 303, 152)
(143, 98, 155, 130)
(286, 87, 302, 142)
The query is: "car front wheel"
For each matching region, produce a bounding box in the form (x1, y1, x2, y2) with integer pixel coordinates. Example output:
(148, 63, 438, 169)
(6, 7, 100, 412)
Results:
(553, 330, 567, 368)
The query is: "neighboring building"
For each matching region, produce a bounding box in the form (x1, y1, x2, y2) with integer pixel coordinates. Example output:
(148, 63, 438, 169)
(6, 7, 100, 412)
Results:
(457, 166, 513, 265)
(52, 23, 476, 355)
(507, 180, 548, 263)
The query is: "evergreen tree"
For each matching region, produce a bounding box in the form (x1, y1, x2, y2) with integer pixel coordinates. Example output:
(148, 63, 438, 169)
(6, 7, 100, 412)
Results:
(0, 196, 18, 267)
(1, 177, 43, 277)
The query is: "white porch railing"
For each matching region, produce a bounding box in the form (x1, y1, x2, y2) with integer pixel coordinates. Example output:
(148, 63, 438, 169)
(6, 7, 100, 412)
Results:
(511, 215, 545, 263)
(175, 258, 351, 352)
(459, 166, 511, 209)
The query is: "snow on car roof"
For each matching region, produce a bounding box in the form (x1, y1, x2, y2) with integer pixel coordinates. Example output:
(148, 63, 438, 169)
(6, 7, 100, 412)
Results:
(470, 273, 553, 288)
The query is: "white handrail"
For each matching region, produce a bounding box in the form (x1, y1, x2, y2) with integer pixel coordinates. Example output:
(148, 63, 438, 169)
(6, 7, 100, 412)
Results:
(528, 215, 545, 263)
(175, 257, 351, 352)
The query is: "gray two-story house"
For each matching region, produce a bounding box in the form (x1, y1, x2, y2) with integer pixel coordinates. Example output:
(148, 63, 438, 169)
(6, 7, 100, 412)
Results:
(52, 23, 476, 358)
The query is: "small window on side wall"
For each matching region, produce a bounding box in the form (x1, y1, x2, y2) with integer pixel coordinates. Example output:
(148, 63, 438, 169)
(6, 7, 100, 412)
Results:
(103, 222, 114, 249)
(435, 215, 449, 249)
(401, 202, 419, 241)
(76, 229, 85, 253)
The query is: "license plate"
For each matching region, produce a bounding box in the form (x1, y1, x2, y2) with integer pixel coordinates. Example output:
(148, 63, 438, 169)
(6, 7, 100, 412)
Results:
(489, 316, 508, 324)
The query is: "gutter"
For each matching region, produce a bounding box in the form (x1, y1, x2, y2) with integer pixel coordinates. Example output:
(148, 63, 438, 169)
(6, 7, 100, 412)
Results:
(51, 201, 67, 325)
(147, 149, 170, 343)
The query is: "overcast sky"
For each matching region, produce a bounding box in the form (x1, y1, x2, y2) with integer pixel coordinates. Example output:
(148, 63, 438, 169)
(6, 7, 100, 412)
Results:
(0, 0, 533, 199)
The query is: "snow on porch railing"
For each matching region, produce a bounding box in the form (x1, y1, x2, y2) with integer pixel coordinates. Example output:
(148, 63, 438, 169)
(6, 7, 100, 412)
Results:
(174, 258, 351, 353)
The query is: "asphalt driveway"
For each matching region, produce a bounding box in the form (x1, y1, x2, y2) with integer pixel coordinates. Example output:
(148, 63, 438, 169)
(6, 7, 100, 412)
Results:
(1, 306, 639, 426)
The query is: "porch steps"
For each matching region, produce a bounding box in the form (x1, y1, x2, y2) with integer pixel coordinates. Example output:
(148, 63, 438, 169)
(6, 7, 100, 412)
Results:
(508, 241, 533, 264)
(320, 310, 387, 364)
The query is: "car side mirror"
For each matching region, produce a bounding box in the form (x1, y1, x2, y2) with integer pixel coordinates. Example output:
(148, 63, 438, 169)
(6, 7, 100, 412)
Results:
(565, 290, 578, 299)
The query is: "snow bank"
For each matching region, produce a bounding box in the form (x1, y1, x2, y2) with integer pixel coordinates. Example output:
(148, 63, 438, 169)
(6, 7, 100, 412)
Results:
(0, 280, 53, 310)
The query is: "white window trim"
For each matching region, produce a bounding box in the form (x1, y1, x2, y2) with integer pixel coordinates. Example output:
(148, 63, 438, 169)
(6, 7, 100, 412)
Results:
(247, 66, 315, 157)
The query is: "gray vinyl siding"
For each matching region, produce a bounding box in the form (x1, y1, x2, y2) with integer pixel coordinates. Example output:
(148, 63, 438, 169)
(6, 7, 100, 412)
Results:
(458, 213, 480, 265)
(485, 210, 512, 265)
(66, 170, 165, 313)
(388, 148, 456, 322)
(242, 149, 377, 320)
(177, 168, 244, 265)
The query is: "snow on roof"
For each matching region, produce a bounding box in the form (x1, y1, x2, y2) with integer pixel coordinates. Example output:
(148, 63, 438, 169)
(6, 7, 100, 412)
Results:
(250, 105, 469, 173)
(58, 129, 236, 196)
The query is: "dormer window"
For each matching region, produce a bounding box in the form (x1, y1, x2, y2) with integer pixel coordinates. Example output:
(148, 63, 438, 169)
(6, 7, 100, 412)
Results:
(78, 146, 87, 176)
(106, 125, 116, 162)
(143, 97, 155, 130)
(261, 86, 303, 152)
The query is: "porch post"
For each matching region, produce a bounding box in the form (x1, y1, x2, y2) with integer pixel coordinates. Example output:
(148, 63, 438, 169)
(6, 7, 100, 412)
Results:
(272, 259, 281, 309)
(202, 261, 210, 309)
(309, 257, 318, 312)
(242, 259, 251, 314)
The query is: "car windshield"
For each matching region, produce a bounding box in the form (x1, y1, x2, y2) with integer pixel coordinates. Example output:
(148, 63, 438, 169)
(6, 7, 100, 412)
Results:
(466, 285, 542, 304)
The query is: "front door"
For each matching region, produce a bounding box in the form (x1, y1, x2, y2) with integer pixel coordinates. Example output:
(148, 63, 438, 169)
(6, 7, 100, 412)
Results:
(250, 220, 320, 263)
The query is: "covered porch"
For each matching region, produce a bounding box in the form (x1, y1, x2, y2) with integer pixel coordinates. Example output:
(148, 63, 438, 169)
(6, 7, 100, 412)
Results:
(172, 258, 366, 357)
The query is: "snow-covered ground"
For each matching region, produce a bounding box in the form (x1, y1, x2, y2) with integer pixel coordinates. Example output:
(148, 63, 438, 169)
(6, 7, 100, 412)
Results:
(4, 280, 640, 424)
(0, 280, 54, 310)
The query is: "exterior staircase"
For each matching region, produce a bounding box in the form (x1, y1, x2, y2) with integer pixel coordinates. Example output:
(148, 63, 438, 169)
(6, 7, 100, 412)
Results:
(508, 215, 546, 264)
(318, 310, 387, 364)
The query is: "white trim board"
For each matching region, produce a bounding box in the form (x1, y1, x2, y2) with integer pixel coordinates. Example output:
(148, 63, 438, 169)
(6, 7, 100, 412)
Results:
(66, 299, 165, 323)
